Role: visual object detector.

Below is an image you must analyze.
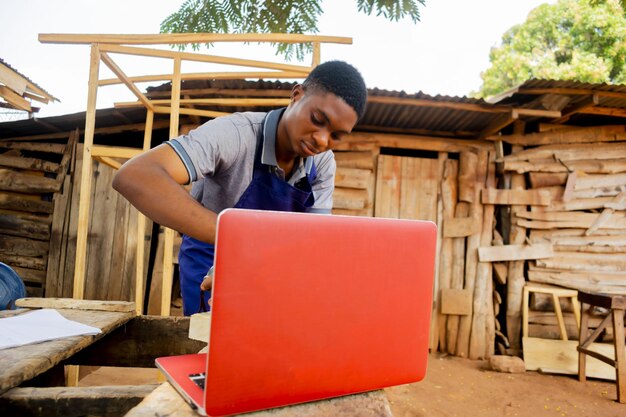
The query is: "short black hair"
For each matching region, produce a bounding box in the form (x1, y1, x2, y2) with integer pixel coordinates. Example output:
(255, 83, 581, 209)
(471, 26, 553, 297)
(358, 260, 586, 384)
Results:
(303, 60, 367, 120)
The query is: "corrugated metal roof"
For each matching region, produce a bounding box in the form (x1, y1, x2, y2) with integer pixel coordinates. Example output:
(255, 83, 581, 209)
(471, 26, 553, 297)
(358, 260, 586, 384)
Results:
(3, 78, 626, 140)
(0, 57, 58, 102)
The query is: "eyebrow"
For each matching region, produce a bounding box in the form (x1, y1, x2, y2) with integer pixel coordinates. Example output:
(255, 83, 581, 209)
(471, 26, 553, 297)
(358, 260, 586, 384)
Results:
(317, 109, 351, 135)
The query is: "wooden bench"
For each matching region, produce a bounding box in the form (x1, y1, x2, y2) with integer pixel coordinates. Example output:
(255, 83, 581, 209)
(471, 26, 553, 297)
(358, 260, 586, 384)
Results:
(577, 291, 626, 403)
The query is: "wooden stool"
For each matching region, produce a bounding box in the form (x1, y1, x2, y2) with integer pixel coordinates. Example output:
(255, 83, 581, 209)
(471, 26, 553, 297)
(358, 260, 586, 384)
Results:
(577, 291, 626, 403)
(522, 283, 581, 340)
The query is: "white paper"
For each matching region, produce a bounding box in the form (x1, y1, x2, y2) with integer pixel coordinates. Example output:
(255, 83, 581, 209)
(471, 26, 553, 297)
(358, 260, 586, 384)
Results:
(0, 309, 102, 350)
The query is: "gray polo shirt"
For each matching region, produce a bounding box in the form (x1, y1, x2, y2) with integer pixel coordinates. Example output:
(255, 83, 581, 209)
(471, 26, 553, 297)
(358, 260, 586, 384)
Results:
(166, 109, 335, 214)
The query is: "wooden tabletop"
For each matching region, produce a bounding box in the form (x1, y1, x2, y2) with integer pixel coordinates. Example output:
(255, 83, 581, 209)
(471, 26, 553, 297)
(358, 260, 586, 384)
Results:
(125, 382, 394, 417)
(0, 302, 135, 395)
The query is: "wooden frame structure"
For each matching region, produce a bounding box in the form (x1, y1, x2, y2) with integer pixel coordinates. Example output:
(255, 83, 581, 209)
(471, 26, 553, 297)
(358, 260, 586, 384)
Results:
(39, 33, 352, 315)
(0, 59, 57, 113)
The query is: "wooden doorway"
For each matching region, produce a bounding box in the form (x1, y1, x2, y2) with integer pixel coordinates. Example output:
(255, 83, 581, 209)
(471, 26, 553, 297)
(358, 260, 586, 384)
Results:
(374, 154, 438, 221)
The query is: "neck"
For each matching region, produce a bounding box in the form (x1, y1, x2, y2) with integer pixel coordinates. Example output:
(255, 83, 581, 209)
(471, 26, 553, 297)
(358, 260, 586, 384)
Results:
(275, 115, 298, 175)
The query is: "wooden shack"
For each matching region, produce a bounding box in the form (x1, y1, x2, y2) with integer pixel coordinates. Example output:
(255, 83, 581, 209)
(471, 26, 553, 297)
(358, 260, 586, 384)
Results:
(2, 35, 626, 360)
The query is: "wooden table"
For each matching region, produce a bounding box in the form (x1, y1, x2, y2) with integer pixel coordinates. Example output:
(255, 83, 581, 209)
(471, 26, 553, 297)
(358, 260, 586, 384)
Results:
(126, 382, 393, 417)
(0, 298, 205, 416)
(0, 299, 394, 416)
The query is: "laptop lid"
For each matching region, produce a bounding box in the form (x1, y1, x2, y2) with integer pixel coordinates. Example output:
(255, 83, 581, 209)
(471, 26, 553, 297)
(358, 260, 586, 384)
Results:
(203, 209, 437, 416)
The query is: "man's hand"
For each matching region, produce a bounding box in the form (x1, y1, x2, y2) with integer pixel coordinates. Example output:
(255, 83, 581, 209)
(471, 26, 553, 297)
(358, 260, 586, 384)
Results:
(201, 266, 214, 291)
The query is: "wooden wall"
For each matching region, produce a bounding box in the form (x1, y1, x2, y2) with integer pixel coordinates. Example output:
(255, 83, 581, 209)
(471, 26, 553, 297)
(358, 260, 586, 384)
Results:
(0, 132, 76, 296)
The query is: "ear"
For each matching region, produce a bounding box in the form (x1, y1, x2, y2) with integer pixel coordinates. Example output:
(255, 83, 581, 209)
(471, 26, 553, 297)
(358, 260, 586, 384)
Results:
(290, 84, 304, 103)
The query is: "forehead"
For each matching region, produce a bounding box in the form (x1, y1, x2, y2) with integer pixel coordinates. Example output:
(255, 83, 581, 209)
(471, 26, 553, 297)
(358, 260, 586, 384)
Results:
(302, 90, 358, 130)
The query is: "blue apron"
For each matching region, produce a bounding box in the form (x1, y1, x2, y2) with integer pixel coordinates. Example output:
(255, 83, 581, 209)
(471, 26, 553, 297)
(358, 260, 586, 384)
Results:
(177, 116, 317, 315)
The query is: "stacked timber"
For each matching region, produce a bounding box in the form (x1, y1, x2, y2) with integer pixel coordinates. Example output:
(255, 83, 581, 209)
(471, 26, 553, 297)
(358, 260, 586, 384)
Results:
(0, 131, 76, 295)
(496, 125, 626, 343)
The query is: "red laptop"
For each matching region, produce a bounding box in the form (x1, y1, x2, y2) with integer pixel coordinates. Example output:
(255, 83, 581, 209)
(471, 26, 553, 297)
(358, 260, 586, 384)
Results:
(156, 208, 437, 416)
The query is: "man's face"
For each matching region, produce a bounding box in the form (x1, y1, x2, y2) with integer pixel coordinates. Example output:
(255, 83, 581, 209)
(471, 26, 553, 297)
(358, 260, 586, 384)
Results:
(278, 85, 358, 159)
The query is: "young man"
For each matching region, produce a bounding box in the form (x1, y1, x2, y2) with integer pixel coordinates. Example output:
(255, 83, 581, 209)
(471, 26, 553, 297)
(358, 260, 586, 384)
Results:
(113, 60, 367, 315)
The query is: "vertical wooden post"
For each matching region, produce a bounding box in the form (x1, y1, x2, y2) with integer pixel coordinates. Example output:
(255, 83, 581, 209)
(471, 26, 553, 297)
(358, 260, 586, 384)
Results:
(72, 44, 100, 300)
(161, 58, 182, 316)
(432, 152, 448, 352)
(506, 122, 527, 353)
(312, 42, 321, 67)
(456, 151, 486, 358)
(135, 110, 153, 315)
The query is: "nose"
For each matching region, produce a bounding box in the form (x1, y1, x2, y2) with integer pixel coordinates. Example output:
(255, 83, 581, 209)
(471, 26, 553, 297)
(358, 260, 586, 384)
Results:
(312, 130, 330, 150)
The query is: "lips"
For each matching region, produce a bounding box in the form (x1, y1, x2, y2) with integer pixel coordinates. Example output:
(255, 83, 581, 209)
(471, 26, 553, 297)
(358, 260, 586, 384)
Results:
(300, 141, 318, 157)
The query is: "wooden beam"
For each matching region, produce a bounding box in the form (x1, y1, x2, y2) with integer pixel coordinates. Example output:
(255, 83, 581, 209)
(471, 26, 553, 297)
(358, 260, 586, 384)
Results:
(513, 108, 561, 118)
(0, 154, 59, 173)
(366, 95, 511, 114)
(39, 33, 352, 45)
(504, 157, 626, 175)
(91, 145, 142, 159)
(15, 298, 135, 312)
(518, 87, 626, 100)
(504, 142, 626, 162)
(72, 44, 100, 300)
(100, 70, 307, 86)
(93, 155, 122, 170)
(152, 106, 230, 119)
(116, 97, 291, 108)
(0, 62, 28, 95)
(489, 125, 626, 145)
(551, 94, 600, 124)
(98, 44, 311, 74)
(479, 111, 518, 139)
(0, 86, 31, 111)
(334, 131, 493, 153)
(100, 52, 154, 111)
(580, 106, 626, 118)
(478, 243, 554, 262)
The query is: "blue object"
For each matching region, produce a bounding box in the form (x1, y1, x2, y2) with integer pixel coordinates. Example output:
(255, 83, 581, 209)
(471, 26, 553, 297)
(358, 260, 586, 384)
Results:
(0, 262, 26, 310)
(178, 119, 317, 316)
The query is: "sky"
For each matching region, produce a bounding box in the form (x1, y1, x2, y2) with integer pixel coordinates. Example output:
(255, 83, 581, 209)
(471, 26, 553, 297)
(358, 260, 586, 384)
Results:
(0, 0, 555, 119)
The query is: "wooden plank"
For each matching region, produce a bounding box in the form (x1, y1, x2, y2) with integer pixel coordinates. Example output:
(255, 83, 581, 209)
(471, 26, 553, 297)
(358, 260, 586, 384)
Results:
(528, 267, 626, 293)
(333, 151, 374, 170)
(529, 172, 567, 188)
(522, 336, 621, 380)
(333, 187, 368, 210)
(470, 153, 496, 359)
(103, 71, 309, 86)
(0, 169, 61, 193)
(0, 235, 48, 257)
(39, 33, 352, 45)
(334, 132, 492, 153)
(575, 173, 626, 191)
(0, 308, 133, 395)
(456, 151, 487, 358)
(443, 216, 480, 238)
(481, 188, 551, 206)
(100, 52, 154, 111)
(11, 266, 46, 283)
(15, 298, 135, 312)
(0, 141, 66, 154)
(0, 61, 28, 95)
(0, 213, 50, 241)
(0, 85, 31, 111)
(437, 158, 457, 350)
(0, 254, 46, 270)
(374, 155, 400, 218)
(0, 154, 59, 173)
(0, 385, 156, 417)
(441, 289, 472, 315)
(504, 142, 626, 162)
(478, 243, 553, 262)
(334, 167, 371, 189)
(505, 158, 626, 175)
(458, 151, 478, 203)
(492, 124, 626, 146)
(91, 145, 142, 159)
(72, 44, 100, 300)
(0, 194, 53, 214)
(446, 202, 468, 355)
(535, 252, 626, 273)
(98, 43, 311, 74)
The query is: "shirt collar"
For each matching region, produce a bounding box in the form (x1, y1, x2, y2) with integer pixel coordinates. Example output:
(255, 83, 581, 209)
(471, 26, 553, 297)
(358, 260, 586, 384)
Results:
(261, 107, 313, 175)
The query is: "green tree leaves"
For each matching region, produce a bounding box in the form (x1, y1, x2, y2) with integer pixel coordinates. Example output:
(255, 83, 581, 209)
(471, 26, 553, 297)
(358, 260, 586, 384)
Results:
(160, 0, 424, 61)
(478, 0, 626, 98)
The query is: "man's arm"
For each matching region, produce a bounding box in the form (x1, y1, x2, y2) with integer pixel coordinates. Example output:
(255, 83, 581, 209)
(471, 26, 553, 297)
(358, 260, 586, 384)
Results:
(112, 143, 218, 244)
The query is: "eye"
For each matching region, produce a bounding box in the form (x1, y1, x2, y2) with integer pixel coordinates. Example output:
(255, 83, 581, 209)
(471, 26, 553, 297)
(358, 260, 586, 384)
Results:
(331, 132, 343, 142)
(311, 113, 325, 126)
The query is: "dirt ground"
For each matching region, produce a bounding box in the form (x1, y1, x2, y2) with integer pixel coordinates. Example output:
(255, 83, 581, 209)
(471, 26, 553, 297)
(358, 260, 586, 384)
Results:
(79, 352, 624, 417)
